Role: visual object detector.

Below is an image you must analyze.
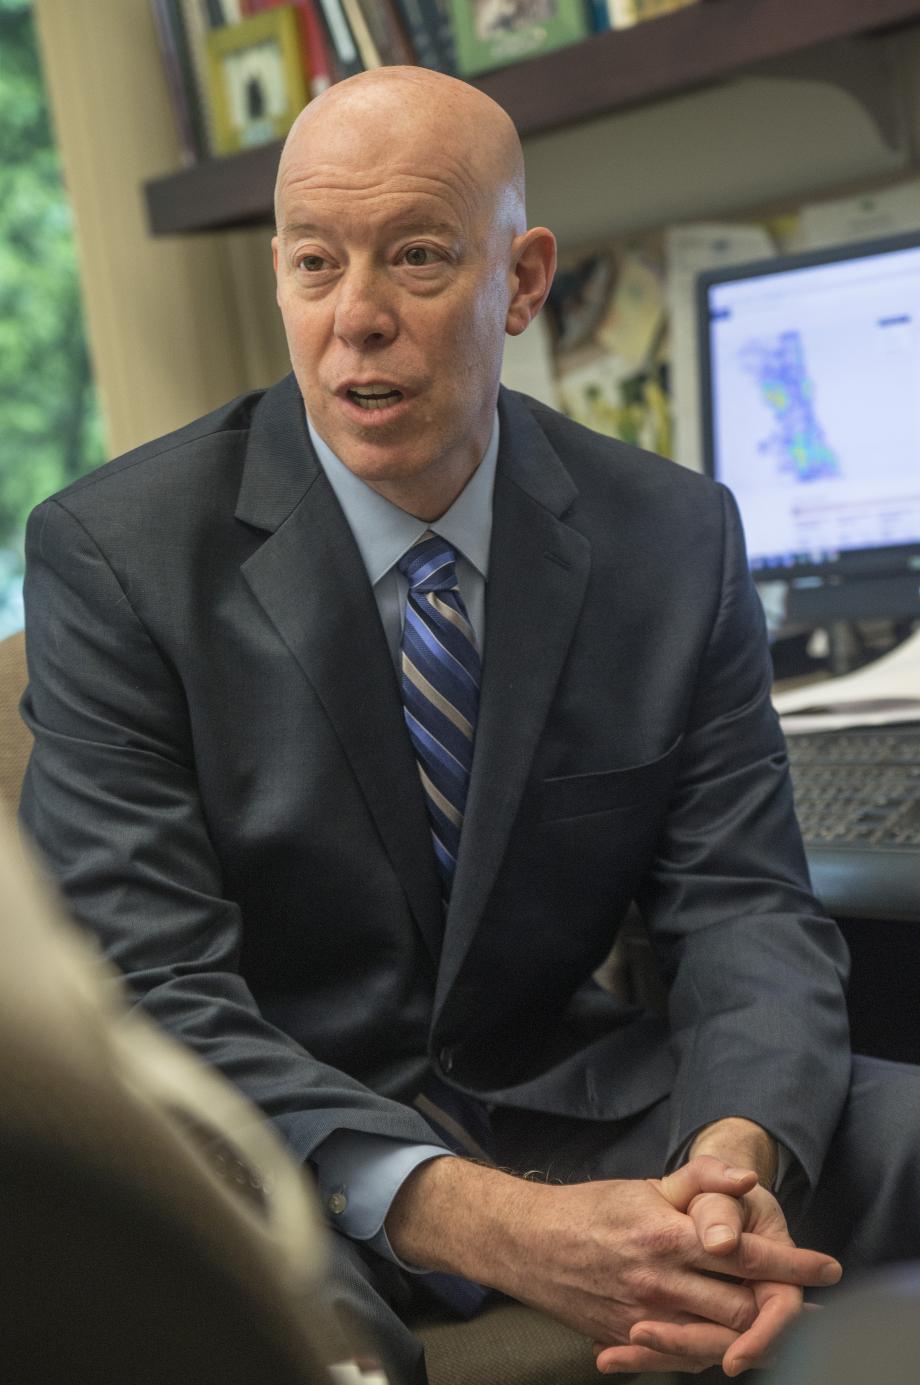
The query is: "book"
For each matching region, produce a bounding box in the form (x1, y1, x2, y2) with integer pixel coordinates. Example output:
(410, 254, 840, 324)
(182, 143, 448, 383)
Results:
(607, 0, 637, 23)
(447, 0, 591, 78)
(313, 0, 363, 75)
(179, 0, 217, 154)
(149, 0, 208, 163)
(350, 0, 416, 67)
(392, 0, 452, 71)
(203, 0, 246, 22)
(340, 0, 383, 67)
(610, 0, 699, 24)
(241, 0, 334, 95)
(429, 0, 458, 71)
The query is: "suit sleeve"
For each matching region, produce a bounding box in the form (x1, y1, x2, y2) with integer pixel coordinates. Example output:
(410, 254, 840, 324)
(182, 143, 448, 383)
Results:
(19, 497, 441, 1160)
(637, 484, 851, 1189)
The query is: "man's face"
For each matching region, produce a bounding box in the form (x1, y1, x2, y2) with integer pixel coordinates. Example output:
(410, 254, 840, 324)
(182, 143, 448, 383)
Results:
(272, 101, 516, 511)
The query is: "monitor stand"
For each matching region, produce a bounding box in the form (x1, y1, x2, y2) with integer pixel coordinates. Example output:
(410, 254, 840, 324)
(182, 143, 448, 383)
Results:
(781, 573, 920, 675)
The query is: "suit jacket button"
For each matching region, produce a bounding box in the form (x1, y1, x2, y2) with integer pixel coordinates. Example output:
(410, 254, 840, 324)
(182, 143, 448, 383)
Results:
(439, 1046, 454, 1074)
(327, 1190, 348, 1216)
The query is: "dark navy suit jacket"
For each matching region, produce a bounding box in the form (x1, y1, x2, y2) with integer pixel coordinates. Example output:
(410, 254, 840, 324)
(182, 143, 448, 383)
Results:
(20, 377, 851, 1187)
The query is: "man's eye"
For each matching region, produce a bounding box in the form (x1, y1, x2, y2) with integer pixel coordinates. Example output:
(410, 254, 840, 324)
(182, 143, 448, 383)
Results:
(297, 254, 327, 272)
(403, 246, 437, 267)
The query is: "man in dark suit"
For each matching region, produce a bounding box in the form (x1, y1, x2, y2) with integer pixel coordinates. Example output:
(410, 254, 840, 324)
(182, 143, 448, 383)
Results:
(20, 66, 920, 1384)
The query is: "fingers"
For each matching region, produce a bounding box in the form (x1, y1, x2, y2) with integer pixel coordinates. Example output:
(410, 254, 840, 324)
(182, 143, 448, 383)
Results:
(721, 1283, 804, 1377)
(629, 1317, 738, 1363)
(697, 1231, 842, 1288)
(658, 1156, 758, 1213)
(651, 1268, 756, 1334)
(687, 1189, 747, 1255)
(594, 1340, 715, 1375)
(625, 1281, 805, 1376)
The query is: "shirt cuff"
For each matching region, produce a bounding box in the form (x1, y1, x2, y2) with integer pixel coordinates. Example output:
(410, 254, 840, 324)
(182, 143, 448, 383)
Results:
(313, 1129, 452, 1269)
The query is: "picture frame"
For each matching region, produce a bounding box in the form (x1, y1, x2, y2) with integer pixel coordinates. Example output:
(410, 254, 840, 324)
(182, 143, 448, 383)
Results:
(205, 7, 308, 156)
(447, 0, 591, 77)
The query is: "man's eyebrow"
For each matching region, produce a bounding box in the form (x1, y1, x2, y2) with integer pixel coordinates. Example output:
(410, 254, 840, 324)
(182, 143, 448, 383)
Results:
(278, 221, 321, 239)
(279, 216, 460, 239)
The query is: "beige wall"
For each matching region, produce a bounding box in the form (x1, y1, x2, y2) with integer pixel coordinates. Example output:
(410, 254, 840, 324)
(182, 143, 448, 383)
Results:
(34, 4, 920, 455)
(34, 0, 287, 458)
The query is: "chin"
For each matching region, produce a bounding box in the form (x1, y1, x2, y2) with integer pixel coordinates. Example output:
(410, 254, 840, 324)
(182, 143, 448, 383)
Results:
(345, 448, 432, 485)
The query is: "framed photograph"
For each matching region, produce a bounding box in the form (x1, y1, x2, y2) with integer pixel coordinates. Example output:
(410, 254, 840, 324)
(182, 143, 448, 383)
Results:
(206, 8, 309, 155)
(448, 0, 591, 77)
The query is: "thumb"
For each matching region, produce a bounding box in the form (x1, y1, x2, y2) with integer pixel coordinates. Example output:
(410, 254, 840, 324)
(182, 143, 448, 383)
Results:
(657, 1155, 758, 1212)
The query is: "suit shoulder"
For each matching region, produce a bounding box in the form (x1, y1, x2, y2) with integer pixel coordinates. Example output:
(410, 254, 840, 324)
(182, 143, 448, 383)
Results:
(39, 386, 269, 516)
(514, 390, 720, 505)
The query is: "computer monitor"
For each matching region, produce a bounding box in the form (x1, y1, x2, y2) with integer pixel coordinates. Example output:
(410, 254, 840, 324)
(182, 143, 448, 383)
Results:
(698, 231, 920, 628)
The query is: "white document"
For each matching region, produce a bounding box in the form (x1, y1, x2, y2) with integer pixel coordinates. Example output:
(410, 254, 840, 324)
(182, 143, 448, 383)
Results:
(328, 1364, 389, 1384)
(800, 180, 920, 250)
(774, 626, 920, 733)
(665, 222, 774, 474)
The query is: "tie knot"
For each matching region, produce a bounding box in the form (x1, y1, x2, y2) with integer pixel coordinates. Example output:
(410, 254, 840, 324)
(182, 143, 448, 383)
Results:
(398, 531, 458, 594)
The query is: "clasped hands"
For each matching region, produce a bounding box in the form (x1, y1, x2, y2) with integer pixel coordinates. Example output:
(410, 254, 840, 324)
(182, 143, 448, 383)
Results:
(587, 1151, 839, 1376)
(387, 1124, 842, 1378)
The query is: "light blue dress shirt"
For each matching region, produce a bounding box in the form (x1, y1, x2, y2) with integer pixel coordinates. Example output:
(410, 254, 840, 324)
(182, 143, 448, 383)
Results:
(305, 411, 499, 1266)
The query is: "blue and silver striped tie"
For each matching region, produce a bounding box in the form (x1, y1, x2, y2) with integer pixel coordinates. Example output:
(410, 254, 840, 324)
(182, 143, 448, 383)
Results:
(398, 531, 481, 898)
(399, 532, 490, 1317)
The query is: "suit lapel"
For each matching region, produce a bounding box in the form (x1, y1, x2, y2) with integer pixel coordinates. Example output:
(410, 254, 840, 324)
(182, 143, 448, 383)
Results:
(435, 391, 591, 1012)
(236, 377, 443, 962)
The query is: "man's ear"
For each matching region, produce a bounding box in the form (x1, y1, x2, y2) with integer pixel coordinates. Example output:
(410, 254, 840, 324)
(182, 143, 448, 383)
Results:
(506, 227, 557, 337)
(272, 235, 284, 307)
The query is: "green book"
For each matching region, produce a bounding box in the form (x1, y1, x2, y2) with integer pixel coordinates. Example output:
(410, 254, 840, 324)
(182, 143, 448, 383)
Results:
(448, 0, 591, 77)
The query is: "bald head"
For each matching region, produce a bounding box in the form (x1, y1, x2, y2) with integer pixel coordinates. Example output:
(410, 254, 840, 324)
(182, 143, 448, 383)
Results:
(275, 67, 526, 239)
(270, 65, 555, 518)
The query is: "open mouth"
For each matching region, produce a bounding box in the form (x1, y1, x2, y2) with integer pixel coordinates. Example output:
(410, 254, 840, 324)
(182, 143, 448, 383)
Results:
(347, 387, 404, 411)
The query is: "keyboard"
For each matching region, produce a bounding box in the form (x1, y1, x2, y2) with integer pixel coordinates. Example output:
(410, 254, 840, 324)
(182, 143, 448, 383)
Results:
(786, 726, 920, 922)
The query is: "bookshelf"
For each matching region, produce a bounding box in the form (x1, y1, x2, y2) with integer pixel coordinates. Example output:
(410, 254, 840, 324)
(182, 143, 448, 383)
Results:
(144, 0, 920, 236)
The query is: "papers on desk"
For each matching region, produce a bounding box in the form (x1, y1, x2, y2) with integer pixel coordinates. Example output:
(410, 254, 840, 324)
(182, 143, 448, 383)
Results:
(774, 628, 920, 734)
(328, 1363, 389, 1384)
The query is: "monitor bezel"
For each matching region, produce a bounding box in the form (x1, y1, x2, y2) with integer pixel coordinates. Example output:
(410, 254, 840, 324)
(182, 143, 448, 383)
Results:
(697, 228, 920, 585)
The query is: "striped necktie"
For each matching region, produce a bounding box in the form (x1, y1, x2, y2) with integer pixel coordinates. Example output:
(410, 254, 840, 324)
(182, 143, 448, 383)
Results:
(398, 531, 481, 897)
(398, 532, 491, 1316)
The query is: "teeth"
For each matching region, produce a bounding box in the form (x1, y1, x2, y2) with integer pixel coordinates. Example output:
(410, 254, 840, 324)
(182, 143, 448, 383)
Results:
(349, 388, 402, 411)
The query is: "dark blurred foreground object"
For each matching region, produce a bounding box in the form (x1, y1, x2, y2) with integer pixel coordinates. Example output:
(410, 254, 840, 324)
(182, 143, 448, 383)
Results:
(1, 632, 650, 1383)
(768, 1263, 920, 1385)
(0, 806, 350, 1385)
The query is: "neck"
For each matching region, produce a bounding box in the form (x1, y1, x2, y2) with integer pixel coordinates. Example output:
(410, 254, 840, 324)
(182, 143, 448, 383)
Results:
(365, 455, 482, 521)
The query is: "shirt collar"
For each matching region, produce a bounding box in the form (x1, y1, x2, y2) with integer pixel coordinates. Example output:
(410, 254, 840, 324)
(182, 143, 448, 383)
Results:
(306, 412, 499, 586)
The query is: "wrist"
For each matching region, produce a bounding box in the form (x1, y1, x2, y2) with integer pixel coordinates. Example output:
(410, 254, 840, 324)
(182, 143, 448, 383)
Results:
(689, 1117, 778, 1188)
(385, 1155, 536, 1288)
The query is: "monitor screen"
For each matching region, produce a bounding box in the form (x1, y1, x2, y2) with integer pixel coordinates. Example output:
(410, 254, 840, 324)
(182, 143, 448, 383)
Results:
(698, 232, 920, 624)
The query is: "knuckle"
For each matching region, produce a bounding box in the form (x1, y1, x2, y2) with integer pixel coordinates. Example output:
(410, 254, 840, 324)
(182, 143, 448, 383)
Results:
(625, 1265, 668, 1308)
(727, 1297, 757, 1333)
(645, 1219, 689, 1259)
(737, 1235, 763, 1274)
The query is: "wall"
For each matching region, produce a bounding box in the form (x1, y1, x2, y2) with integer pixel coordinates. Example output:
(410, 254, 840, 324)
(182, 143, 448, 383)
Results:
(33, 0, 286, 458)
(35, 4, 920, 451)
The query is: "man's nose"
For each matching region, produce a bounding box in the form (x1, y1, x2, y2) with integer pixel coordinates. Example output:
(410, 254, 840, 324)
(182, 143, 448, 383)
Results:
(333, 265, 397, 349)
